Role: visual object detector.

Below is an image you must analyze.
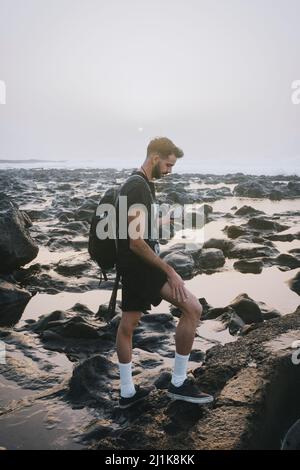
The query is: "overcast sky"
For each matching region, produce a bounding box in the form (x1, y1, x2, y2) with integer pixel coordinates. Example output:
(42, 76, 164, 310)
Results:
(0, 0, 299, 173)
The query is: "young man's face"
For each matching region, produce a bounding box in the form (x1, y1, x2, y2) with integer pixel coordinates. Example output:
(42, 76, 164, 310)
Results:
(152, 154, 177, 179)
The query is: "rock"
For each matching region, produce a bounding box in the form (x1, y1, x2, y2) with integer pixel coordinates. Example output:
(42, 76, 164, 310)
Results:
(266, 233, 296, 242)
(281, 419, 300, 450)
(0, 281, 32, 327)
(247, 217, 289, 232)
(166, 190, 201, 205)
(107, 313, 121, 330)
(19, 210, 33, 227)
(163, 251, 195, 278)
(289, 271, 300, 295)
(227, 242, 279, 259)
(31, 310, 66, 332)
(228, 293, 263, 324)
(96, 301, 122, 322)
(269, 189, 284, 200)
(0, 198, 39, 272)
(287, 181, 300, 196)
(154, 371, 172, 390)
(203, 307, 229, 320)
(228, 312, 247, 335)
(203, 238, 235, 256)
(24, 209, 49, 221)
(225, 225, 247, 239)
(189, 349, 206, 362)
(68, 355, 119, 403)
(60, 319, 100, 339)
(74, 208, 94, 223)
(234, 206, 265, 217)
(272, 254, 300, 270)
(58, 213, 70, 223)
(203, 204, 213, 215)
(193, 248, 225, 270)
(57, 183, 72, 190)
(54, 257, 92, 277)
(233, 259, 263, 274)
(233, 181, 268, 198)
(140, 313, 175, 325)
(262, 309, 282, 320)
(64, 221, 88, 233)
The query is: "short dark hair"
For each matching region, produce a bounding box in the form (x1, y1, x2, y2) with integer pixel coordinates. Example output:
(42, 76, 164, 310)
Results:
(146, 137, 184, 160)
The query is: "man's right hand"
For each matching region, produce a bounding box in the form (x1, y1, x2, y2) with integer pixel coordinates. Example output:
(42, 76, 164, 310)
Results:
(166, 266, 188, 303)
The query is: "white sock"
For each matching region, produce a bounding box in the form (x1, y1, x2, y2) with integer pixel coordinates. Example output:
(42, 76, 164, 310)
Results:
(171, 352, 190, 387)
(118, 362, 136, 398)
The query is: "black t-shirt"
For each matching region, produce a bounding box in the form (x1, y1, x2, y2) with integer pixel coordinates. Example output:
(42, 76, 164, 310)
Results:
(116, 170, 159, 270)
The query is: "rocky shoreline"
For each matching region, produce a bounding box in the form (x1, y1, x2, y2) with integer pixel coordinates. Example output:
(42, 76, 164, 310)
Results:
(0, 168, 299, 449)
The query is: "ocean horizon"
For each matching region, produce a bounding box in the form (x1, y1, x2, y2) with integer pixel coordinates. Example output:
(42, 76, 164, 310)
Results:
(0, 159, 299, 176)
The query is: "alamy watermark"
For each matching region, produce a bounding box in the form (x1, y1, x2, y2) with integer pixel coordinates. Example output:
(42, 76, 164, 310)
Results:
(95, 199, 206, 249)
(291, 80, 300, 105)
(0, 340, 6, 364)
(0, 80, 6, 104)
(291, 340, 300, 365)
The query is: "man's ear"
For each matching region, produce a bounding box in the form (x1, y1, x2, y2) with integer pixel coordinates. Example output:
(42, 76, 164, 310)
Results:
(151, 153, 160, 165)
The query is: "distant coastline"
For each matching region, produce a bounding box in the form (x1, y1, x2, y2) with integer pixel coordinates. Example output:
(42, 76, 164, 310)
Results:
(0, 159, 67, 163)
(0, 159, 298, 176)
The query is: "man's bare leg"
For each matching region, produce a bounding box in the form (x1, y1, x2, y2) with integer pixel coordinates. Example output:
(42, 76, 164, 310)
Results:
(116, 311, 155, 406)
(116, 311, 142, 400)
(160, 281, 202, 355)
(116, 311, 142, 363)
(159, 281, 213, 403)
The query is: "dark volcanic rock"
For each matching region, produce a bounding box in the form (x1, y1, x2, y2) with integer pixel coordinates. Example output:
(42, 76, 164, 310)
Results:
(228, 293, 264, 324)
(203, 238, 235, 256)
(266, 233, 298, 242)
(163, 251, 195, 278)
(273, 254, 300, 270)
(225, 225, 247, 239)
(247, 217, 290, 232)
(289, 271, 300, 295)
(233, 259, 263, 274)
(68, 355, 119, 403)
(233, 181, 268, 198)
(0, 198, 39, 272)
(227, 242, 279, 259)
(234, 206, 265, 217)
(0, 281, 32, 326)
(193, 248, 225, 270)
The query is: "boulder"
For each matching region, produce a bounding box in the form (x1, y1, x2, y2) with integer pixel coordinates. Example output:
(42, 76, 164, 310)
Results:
(289, 271, 300, 295)
(234, 206, 265, 217)
(228, 293, 263, 324)
(193, 248, 225, 270)
(0, 281, 32, 327)
(0, 198, 39, 272)
(233, 259, 263, 274)
(247, 217, 289, 232)
(163, 251, 195, 278)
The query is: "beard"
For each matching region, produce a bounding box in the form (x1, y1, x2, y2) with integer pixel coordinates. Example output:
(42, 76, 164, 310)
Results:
(151, 162, 162, 179)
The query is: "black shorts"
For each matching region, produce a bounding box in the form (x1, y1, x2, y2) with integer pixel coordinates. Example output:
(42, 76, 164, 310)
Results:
(119, 264, 168, 312)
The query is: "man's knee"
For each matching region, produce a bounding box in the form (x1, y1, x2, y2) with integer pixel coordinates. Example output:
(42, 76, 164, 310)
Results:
(182, 297, 202, 324)
(119, 313, 141, 336)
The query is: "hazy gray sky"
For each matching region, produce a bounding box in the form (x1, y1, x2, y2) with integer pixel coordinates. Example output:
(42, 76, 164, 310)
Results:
(0, 0, 299, 173)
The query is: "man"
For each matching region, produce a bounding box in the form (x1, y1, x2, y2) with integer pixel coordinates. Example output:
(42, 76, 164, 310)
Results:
(116, 137, 214, 409)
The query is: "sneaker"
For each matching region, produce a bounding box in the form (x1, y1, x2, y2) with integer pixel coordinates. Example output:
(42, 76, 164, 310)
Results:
(167, 377, 214, 404)
(118, 384, 154, 409)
